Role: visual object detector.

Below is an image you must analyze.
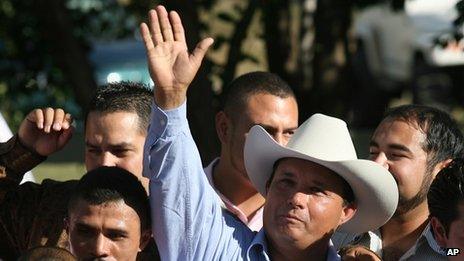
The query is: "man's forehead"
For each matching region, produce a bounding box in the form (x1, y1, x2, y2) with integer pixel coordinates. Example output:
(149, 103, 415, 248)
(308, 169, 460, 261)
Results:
(69, 199, 140, 226)
(371, 119, 426, 147)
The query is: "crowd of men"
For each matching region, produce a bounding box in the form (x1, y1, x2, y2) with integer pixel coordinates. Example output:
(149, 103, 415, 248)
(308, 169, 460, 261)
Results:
(1, 4, 464, 261)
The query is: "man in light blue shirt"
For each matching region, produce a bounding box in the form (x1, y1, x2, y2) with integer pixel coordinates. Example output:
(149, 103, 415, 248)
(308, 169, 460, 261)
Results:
(140, 5, 398, 261)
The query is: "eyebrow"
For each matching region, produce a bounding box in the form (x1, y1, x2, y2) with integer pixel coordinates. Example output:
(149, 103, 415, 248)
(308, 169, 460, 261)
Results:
(369, 141, 412, 153)
(258, 123, 297, 132)
(85, 141, 135, 149)
(75, 222, 129, 236)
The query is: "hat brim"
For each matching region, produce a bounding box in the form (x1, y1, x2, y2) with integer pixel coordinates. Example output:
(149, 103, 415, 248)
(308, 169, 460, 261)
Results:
(244, 126, 398, 234)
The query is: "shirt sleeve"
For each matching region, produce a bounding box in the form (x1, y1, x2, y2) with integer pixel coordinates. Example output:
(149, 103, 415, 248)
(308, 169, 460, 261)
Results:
(143, 102, 254, 261)
(0, 135, 46, 202)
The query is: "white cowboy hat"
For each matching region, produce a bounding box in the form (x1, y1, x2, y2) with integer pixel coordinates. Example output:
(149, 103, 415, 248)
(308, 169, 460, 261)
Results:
(244, 113, 398, 234)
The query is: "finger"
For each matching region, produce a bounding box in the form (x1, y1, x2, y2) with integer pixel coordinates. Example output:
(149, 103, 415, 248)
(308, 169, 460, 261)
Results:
(61, 113, 73, 130)
(29, 109, 44, 129)
(57, 126, 74, 150)
(52, 108, 65, 131)
(170, 11, 186, 45)
(140, 23, 155, 52)
(43, 107, 55, 133)
(190, 37, 214, 67)
(148, 9, 163, 45)
(156, 5, 174, 42)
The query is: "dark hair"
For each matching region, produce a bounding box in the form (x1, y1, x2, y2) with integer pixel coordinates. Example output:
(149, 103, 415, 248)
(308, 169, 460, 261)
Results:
(222, 71, 296, 122)
(18, 246, 76, 261)
(384, 104, 464, 170)
(84, 81, 152, 134)
(428, 159, 464, 234)
(68, 166, 151, 231)
(269, 159, 355, 205)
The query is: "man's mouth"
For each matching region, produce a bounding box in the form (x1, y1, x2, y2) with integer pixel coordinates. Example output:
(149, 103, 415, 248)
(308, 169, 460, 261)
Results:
(278, 213, 303, 223)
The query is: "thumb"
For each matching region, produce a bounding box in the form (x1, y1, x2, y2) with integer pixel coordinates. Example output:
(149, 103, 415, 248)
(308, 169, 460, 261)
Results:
(189, 37, 214, 67)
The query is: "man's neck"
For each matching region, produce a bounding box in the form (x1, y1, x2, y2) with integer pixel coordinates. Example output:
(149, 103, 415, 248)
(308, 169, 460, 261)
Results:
(380, 202, 429, 261)
(213, 158, 265, 220)
(269, 238, 329, 261)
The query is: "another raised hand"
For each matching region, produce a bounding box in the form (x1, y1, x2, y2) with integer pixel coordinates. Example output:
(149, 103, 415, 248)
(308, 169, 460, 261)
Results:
(140, 5, 214, 109)
(18, 108, 74, 156)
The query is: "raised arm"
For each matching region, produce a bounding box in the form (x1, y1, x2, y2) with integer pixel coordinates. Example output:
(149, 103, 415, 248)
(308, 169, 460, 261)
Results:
(0, 108, 73, 188)
(18, 108, 73, 156)
(140, 5, 213, 109)
(141, 6, 253, 260)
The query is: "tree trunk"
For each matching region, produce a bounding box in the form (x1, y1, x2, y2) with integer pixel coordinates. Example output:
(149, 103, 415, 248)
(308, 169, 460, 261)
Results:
(164, 0, 219, 165)
(34, 0, 97, 109)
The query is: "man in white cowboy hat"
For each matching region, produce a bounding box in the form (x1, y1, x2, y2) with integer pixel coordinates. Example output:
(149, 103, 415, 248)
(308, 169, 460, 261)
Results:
(140, 5, 398, 260)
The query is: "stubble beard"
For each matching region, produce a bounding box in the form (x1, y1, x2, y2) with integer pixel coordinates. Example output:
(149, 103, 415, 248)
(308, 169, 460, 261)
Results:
(394, 167, 434, 217)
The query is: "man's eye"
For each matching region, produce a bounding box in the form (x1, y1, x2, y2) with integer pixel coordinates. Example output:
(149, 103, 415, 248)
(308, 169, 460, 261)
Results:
(308, 186, 326, 196)
(112, 149, 129, 156)
(278, 178, 294, 187)
(77, 227, 94, 237)
(390, 154, 405, 159)
(368, 151, 379, 159)
(107, 232, 126, 241)
(285, 130, 295, 135)
(87, 148, 101, 154)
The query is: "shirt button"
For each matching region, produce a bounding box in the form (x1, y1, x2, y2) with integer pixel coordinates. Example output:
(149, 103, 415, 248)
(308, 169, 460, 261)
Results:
(160, 119, 165, 125)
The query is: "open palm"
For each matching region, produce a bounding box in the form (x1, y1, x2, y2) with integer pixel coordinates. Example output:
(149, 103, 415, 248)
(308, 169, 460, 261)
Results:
(140, 6, 213, 109)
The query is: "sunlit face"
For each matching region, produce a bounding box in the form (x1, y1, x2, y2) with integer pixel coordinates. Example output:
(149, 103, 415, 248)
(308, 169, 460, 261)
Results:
(369, 119, 432, 215)
(263, 158, 355, 252)
(67, 199, 149, 261)
(85, 111, 148, 190)
(226, 93, 298, 176)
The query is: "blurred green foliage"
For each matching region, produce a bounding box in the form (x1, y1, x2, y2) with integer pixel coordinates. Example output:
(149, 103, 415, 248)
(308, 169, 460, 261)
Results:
(0, 0, 154, 131)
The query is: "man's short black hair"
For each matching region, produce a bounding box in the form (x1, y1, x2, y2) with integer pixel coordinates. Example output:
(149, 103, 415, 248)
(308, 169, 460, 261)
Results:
(428, 159, 464, 234)
(68, 166, 151, 231)
(383, 104, 464, 169)
(84, 81, 152, 134)
(222, 71, 296, 122)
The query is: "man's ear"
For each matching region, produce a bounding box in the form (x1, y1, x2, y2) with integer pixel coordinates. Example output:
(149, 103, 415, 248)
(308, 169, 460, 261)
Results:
(265, 179, 272, 196)
(431, 158, 453, 177)
(215, 111, 230, 144)
(430, 217, 448, 248)
(139, 229, 152, 251)
(338, 202, 357, 227)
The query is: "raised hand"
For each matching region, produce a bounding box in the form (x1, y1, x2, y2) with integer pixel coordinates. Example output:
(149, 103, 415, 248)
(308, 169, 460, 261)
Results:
(140, 5, 214, 109)
(18, 108, 74, 156)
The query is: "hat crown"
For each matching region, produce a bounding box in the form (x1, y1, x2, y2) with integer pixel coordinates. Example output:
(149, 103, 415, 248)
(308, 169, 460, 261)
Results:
(287, 113, 357, 161)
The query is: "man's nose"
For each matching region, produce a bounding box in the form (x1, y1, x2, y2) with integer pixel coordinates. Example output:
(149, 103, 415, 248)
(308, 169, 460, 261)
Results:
(287, 192, 307, 209)
(91, 235, 110, 258)
(272, 133, 287, 146)
(371, 152, 389, 170)
(100, 152, 117, 167)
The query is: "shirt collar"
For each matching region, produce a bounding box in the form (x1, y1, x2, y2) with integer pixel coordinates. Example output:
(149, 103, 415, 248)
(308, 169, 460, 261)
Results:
(365, 222, 445, 259)
(247, 230, 340, 261)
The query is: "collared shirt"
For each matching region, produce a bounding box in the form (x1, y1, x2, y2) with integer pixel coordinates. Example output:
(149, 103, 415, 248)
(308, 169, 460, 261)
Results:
(143, 102, 340, 261)
(351, 223, 445, 261)
(204, 158, 264, 232)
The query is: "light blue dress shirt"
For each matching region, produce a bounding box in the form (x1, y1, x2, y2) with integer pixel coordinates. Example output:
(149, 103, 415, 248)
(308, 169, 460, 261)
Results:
(143, 102, 340, 261)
